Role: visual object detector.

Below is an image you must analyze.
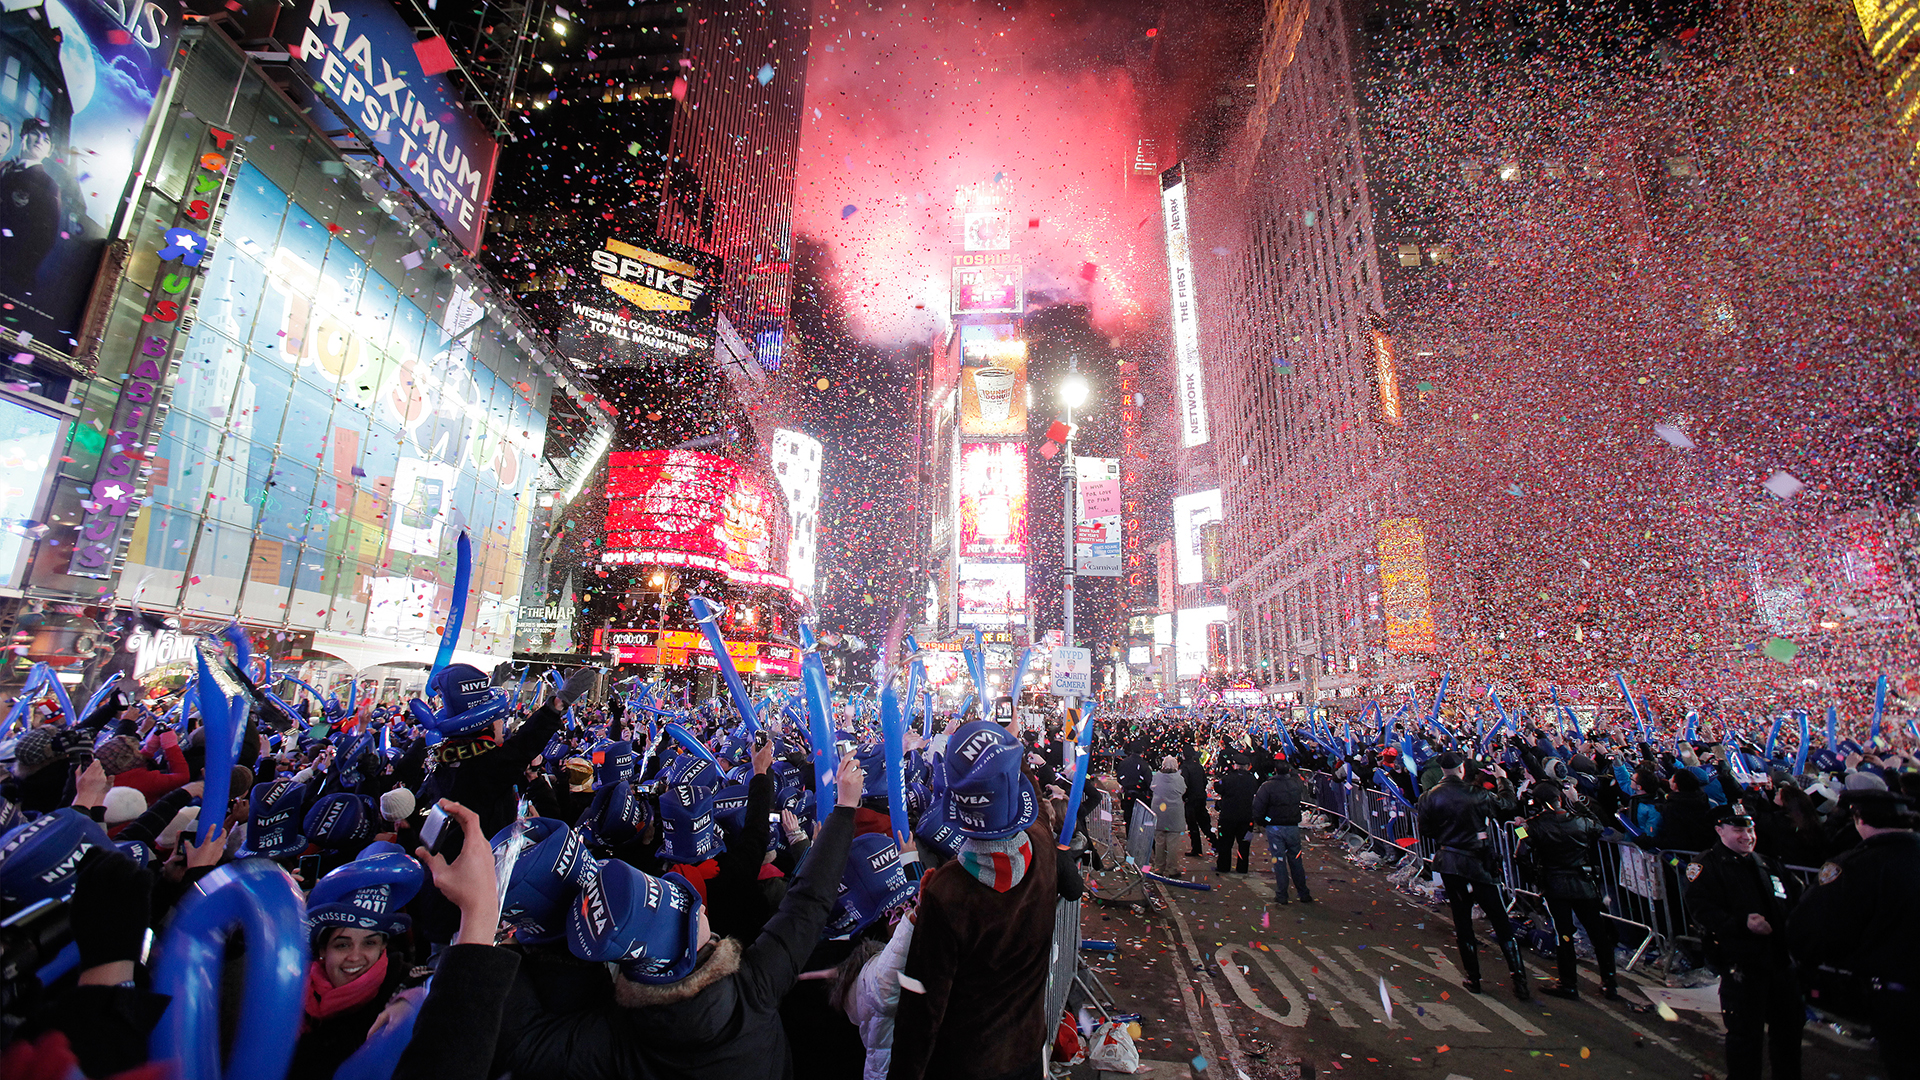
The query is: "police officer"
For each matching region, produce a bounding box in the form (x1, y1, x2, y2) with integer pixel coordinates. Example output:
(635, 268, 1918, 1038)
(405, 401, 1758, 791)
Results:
(1416, 751, 1529, 999)
(1684, 803, 1803, 1080)
(1788, 790, 1918, 1080)
(1517, 782, 1620, 1001)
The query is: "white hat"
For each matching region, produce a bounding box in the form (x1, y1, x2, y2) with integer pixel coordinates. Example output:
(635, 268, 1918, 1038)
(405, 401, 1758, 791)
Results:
(379, 788, 417, 823)
(103, 786, 147, 826)
(157, 805, 200, 849)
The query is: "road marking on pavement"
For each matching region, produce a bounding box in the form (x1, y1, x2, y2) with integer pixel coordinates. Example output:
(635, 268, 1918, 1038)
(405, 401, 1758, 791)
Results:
(1304, 946, 1401, 1028)
(1371, 946, 1547, 1036)
(1214, 944, 1308, 1027)
(1157, 882, 1250, 1077)
(1331, 946, 1488, 1033)
(1267, 942, 1362, 1027)
(1153, 886, 1236, 1073)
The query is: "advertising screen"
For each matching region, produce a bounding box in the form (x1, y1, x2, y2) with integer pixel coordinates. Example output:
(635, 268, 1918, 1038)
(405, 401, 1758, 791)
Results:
(951, 251, 1023, 315)
(1176, 605, 1230, 680)
(1377, 517, 1438, 653)
(1074, 456, 1122, 577)
(958, 441, 1028, 559)
(605, 449, 782, 575)
(0, 398, 58, 586)
(291, 0, 499, 254)
(555, 235, 722, 366)
(958, 323, 1026, 436)
(958, 563, 1025, 627)
(771, 429, 821, 601)
(0, 0, 181, 355)
(120, 159, 546, 654)
(1161, 164, 1210, 447)
(1172, 489, 1222, 585)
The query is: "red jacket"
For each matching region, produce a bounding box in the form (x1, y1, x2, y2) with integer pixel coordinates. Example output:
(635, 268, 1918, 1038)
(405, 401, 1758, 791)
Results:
(114, 729, 191, 801)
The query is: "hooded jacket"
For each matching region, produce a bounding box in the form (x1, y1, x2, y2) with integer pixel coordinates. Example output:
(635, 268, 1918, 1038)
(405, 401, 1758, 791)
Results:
(1415, 776, 1510, 882)
(495, 805, 856, 1080)
(1251, 771, 1305, 828)
(1214, 768, 1258, 823)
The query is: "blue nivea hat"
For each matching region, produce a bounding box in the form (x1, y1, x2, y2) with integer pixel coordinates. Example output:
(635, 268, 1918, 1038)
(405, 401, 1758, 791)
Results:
(592, 740, 634, 788)
(940, 721, 1038, 840)
(825, 833, 917, 939)
(0, 808, 112, 907)
(249, 778, 310, 858)
(493, 818, 597, 944)
(306, 850, 425, 949)
(712, 783, 780, 852)
(913, 798, 962, 860)
(304, 792, 377, 851)
(566, 858, 703, 985)
(580, 780, 650, 846)
(413, 663, 512, 739)
(114, 840, 152, 868)
(657, 753, 725, 863)
(431, 664, 495, 715)
(856, 742, 890, 800)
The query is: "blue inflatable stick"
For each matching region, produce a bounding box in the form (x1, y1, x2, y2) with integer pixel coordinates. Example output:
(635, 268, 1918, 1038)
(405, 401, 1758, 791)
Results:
(880, 681, 909, 850)
(430, 530, 473, 684)
(799, 624, 839, 800)
(149, 860, 307, 1080)
(1058, 702, 1099, 849)
(689, 595, 759, 733)
(1871, 673, 1887, 743)
(193, 644, 247, 845)
(1792, 710, 1810, 774)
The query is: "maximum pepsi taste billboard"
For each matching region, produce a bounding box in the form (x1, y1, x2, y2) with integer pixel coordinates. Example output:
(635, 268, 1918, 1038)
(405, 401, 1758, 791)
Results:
(0, 0, 183, 357)
(290, 0, 500, 254)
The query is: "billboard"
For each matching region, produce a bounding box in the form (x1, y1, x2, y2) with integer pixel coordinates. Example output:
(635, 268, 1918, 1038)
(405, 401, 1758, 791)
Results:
(1074, 456, 1122, 577)
(605, 450, 783, 577)
(556, 235, 722, 365)
(958, 441, 1028, 559)
(958, 562, 1025, 627)
(292, 0, 500, 253)
(958, 323, 1026, 436)
(1161, 164, 1210, 447)
(592, 628, 800, 678)
(770, 429, 821, 601)
(952, 251, 1022, 315)
(1377, 517, 1438, 653)
(1172, 489, 1222, 585)
(1176, 605, 1230, 680)
(0, 0, 181, 355)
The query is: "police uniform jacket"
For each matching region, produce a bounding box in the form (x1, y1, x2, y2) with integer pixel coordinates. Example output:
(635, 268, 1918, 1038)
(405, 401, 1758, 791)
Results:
(1416, 777, 1507, 883)
(1683, 841, 1799, 974)
(1520, 808, 1604, 900)
(1787, 830, 1919, 989)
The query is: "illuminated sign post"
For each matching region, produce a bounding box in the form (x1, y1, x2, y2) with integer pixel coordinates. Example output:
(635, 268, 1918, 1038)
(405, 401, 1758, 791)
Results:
(952, 252, 1024, 315)
(958, 442, 1029, 559)
(602, 450, 789, 590)
(558, 235, 722, 365)
(1171, 489, 1222, 585)
(1074, 457, 1122, 577)
(1161, 163, 1210, 447)
(958, 324, 1027, 437)
(771, 430, 822, 602)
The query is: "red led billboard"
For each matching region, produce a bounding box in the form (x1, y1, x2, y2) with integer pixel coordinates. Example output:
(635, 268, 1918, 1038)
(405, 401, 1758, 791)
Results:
(605, 450, 782, 576)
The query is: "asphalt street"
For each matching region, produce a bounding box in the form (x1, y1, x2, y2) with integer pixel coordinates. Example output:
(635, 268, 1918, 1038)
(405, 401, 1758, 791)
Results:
(1066, 823, 1882, 1080)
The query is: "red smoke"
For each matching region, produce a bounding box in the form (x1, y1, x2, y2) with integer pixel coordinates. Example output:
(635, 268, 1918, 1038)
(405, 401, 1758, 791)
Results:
(795, 1, 1162, 344)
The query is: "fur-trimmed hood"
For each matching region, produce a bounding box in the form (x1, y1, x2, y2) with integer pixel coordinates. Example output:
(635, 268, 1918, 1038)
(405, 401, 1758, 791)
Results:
(613, 936, 741, 1009)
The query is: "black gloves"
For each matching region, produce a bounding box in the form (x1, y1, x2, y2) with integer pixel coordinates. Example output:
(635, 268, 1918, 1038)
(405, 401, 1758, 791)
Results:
(70, 848, 153, 970)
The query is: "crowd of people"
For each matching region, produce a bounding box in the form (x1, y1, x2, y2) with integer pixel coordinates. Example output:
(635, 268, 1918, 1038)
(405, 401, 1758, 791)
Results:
(0, 651, 1912, 1080)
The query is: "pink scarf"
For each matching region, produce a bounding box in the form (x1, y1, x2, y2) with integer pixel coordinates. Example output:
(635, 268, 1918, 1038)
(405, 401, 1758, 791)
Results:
(301, 954, 388, 1032)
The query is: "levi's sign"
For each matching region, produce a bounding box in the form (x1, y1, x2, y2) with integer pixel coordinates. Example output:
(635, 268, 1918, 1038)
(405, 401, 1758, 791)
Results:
(292, 0, 501, 254)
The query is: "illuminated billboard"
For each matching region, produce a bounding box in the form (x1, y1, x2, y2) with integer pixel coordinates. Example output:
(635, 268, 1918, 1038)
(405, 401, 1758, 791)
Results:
(959, 324, 1027, 436)
(1161, 164, 1210, 447)
(1172, 489, 1222, 585)
(952, 251, 1023, 315)
(293, 0, 499, 253)
(958, 563, 1026, 627)
(958, 442, 1028, 559)
(556, 235, 722, 365)
(771, 429, 822, 601)
(593, 628, 801, 678)
(1176, 605, 1230, 679)
(605, 450, 783, 578)
(1377, 517, 1438, 653)
(1074, 457, 1122, 577)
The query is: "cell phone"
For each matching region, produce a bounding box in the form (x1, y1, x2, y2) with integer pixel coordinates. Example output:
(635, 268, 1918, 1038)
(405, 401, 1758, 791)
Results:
(299, 854, 320, 885)
(420, 805, 464, 861)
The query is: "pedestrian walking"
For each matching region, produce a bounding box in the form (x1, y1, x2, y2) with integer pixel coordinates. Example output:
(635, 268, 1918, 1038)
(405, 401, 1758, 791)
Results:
(1252, 760, 1312, 904)
(1180, 748, 1212, 856)
(1415, 751, 1529, 999)
(1213, 755, 1257, 873)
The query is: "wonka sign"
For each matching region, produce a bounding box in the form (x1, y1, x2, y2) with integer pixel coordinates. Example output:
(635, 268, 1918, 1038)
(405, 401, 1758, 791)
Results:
(291, 0, 500, 253)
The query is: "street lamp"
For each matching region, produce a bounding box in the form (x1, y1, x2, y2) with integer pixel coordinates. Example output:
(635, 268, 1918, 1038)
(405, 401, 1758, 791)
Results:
(650, 569, 672, 685)
(1060, 366, 1090, 657)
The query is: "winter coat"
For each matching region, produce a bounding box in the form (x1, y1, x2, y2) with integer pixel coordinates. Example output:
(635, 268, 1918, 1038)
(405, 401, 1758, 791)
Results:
(495, 805, 856, 1080)
(1684, 841, 1799, 974)
(112, 730, 191, 801)
(1519, 808, 1604, 900)
(1149, 771, 1186, 834)
(888, 818, 1062, 1080)
(1415, 777, 1506, 883)
(1179, 755, 1208, 807)
(290, 960, 408, 1080)
(1252, 773, 1305, 827)
(393, 945, 522, 1080)
(1653, 790, 1716, 853)
(1214, 770, 1258, 823)
(440, 699, 565, 838)
(848, 921, 915, 1080)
